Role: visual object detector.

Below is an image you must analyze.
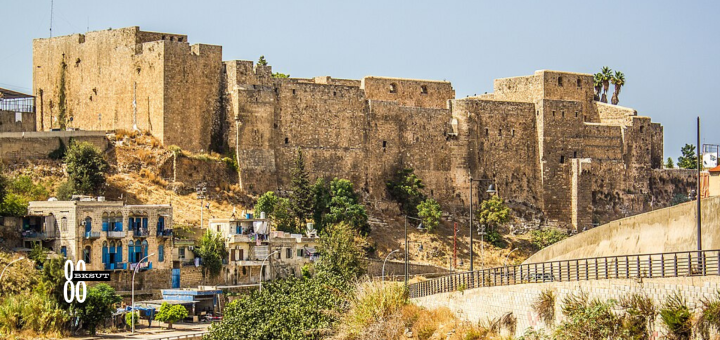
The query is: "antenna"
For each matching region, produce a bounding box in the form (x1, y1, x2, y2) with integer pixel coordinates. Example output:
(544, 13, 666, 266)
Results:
(49, 0, 54, 38)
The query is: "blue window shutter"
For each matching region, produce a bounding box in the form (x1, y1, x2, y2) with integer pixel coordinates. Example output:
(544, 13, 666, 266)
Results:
(102, 221, 108, 231)
(117, 245, 122, 262)
(117, 220, 123, 231)
(143, 242, 148, 258)
(159, 245, 164, 262)
(143, 218, 148, 230)
(128, 244, 133, 263)
(102, 246, 108, 264)
(129, 218, 134, 230)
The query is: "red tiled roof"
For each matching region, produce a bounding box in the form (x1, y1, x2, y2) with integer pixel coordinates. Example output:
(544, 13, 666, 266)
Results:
(709, 165, 720, 172)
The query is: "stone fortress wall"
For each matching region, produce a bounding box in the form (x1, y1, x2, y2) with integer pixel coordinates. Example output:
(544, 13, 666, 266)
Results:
(31, 27, 694, 229)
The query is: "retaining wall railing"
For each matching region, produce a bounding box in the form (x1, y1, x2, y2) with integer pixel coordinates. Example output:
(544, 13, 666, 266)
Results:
(409, 249, 720, 299)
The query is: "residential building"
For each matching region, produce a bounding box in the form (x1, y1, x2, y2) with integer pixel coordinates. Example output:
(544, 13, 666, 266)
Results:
(25, 198, 173, 271)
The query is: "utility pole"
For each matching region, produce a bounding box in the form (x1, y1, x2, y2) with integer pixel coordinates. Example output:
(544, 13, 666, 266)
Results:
(697, 117, 702, 252)
(453, 222, 457, 269)
(196, 183, 207, 229)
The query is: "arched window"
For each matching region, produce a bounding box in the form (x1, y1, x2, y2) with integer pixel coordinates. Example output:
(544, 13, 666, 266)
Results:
(60, 217, 67, 232)
(83, 246, 91, 264)
(116, 241, 122, 263)
(109, 213, 116, 231)
(84, 217, 92, 233)
(102, 213, 109, 231)
(157, 216, 165, 235)
(128, 240, 135, 263)
(558, 76, 563, 87)
(158, 244, 165, 262)
(102, 241, 108, 265)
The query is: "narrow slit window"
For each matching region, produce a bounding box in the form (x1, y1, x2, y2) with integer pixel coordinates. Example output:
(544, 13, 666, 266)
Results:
(560, 155, 565, 164)
(382, 141, 387, 148)
(558, 77, 563, 87)
(511, 129, 515, 137)
(485, 128, 489, 136)
(577, 78, 582, 88)
(499, 129, 502, 137)
(389, 83, 397, 93)
(573, 151, 577, 158)
(284, 137, 289, 144)
(420, 85, 428, 94)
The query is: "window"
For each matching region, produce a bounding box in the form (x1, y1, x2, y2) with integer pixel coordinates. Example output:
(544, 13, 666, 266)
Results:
(141, 240, 149, 259)
(84, 246, 91, 264)
(61, 217, 67, 232)
(178, 37, 184, 42)
(499, 129, 502, 137)
(128, 240, 135, 263)
(297, 249, 303, 257)
(573, 151, 577, 158)
(85, 217, 92, 233)
(276, 252, 281, 259)
(561, 111, 565, 118)
(485, 128, 489, 136)
(552, 111, 556, 117)
(558, 77, 563, 87)
(242, 267, 247, 276)
(575, 111, 579, 118)
(639, 126, 644, 133)
(60, 246, 67, 257)
(178, 247, 186, 260)
(286, 248, 292, 259)
(285, 137, 289, 144)
(292, 89, 296, 95)
(420, 85, 428, 94)
(382, 141, 387, 148)
(577, 78, 582, 88)
(102, 213, 109, 231)
(560, 155, 565, 164)
(511, 129, 515, 137)
(389, 83, 397, 93)
(159, 244, 165, 262)
(102, 241, 108, 264)
(239, 249, 244, 261)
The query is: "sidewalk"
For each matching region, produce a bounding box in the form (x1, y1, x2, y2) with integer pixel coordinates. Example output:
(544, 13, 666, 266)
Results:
(66, 323, 210, 339)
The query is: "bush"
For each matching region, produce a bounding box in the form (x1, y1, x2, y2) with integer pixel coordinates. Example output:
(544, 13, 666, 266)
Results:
(555, 290, 624, 339)
(531, 228, 568, 250)
(619, 293, 656, 340)
(73, 283, 122, 335)
(696, 290, 720, 340)
(255, 191, 278, 216)
(485, 229, 506, 248)
(0, 176, 51, 216)
(56, 180, 74, 200)
(125, 311, 139, 329)
(155, 302, 188, 329)
(339, 281, 408, 337)
(0, 291, 69, 337)
(660, 292, 693, 340)
(533, 289, 556, 326)
(195, 230, 229, 279)
(65, 141, 108, 195)
(417, 198, 442, 232)
(386, 168, 426, 216)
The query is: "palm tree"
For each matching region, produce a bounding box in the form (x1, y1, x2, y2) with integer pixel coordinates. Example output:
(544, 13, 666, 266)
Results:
(600, 66, 613, 103)
(611, 71, 625, 105)
(593, 73, 603, 101)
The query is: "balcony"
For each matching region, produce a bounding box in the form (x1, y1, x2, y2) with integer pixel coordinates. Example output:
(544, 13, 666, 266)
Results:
(132, 229, 149, 238)
(129, 261, 152, 271)
(104, 262, 127, 270)
(230, 234, 253, 243)
(22, 230, 58, 239)
(84, 231, 101, 239)
(106, 231, 126, 238)
(156, 229, 173, 238)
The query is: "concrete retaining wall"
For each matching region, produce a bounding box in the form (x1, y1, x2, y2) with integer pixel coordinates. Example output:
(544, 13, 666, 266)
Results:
(526, 196, 720, 263)
(0, 130, 110, 160)
(412, 276, 720, 338)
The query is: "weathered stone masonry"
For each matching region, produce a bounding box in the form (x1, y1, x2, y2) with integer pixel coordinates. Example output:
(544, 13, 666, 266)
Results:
(32, 27, 694, 229)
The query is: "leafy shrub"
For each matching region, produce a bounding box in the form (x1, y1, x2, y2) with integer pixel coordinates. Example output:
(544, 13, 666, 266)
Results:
(695, 290, 720, 340)
(485, 229, 506, 248)
(0, 176, 51, 216)
(619, 293, 656, 340)
(476, 195, 510, 231)
(386, 168, 426, 216)
(73, 283, 122, 335)
(555, 290, 624, 339)
(125, 311, 139, 329)
(660, 292, 693, 340)
(533, 289, 556, 326)
(65, 141, 108, 195)
(255, 191, 279, 216)
(531, 228, 568, 250)
(417, 198, 442, 232)
(48, 138, 67, 160)
(671, 193, 690, 206)
(340, 281, 408, 337)
(221, 155, 238, 172)
(0, 291, 69, 337)
(56, 180, 74, 200)
(155, 302, 188, 329)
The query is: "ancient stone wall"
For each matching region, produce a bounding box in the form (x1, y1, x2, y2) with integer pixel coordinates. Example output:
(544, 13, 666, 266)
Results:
(0, 110, 35, 132)
(361, 77, 454, 109)
(0, 131, 109, 161)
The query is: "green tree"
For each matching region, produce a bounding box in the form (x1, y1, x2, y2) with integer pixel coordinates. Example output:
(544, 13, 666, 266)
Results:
(610, 71, 625, 105)
(195, 230, 229, 279)
(56, 180, 74, 200)
(593, 73, 603, 101)
(476, 195, 510, 232)
(155, 302, 188, 329)
(73, 283, 122, 335)
(530, 228, 568, 250)
(0, 175, 50, 217)
(255, 191, 278, 216)
(290, 148, 313, 227)
(273, 197, 296, 233)
(386, 168, 426, 216)
(417, 198, 442, 232)
(315, 223, 366, 281)
(665, 157, 675, 169)
(257, 55, 268, 66)
(677, 144, 698, 169)
(600, 66, 613, 103)
(65, 141, 108, 195)
(34, 256, 69, 307)
(323, 178, 369, 235)
(272, 72, 290, 78)
(311, 178, 331, 230)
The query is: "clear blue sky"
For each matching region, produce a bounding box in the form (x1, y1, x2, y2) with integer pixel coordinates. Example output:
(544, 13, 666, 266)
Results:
(2, 0, 718, 161)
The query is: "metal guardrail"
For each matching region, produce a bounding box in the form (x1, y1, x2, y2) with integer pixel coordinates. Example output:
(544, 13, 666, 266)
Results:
(409, 249, 720, 299)
(155, 331, 209, 340)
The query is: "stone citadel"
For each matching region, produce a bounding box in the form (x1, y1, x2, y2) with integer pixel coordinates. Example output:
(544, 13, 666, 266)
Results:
(30, 26, 695, 229)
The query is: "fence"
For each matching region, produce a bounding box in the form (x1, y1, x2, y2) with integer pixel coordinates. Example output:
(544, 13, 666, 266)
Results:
(409, 249, 720, 299)
(155, 331, 209, 340)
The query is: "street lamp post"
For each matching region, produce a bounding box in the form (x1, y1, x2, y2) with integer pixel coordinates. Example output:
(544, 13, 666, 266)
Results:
(259, 250, 280, 292)
(132, 253, 155, 334)
(0, 257, 26, 283)
(504, 248, 519, 268)
(469, 178, 496, 273)
(382, 250, 399, 283)
(196, 182, 207, 229)
(404, 215, 424, 287)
